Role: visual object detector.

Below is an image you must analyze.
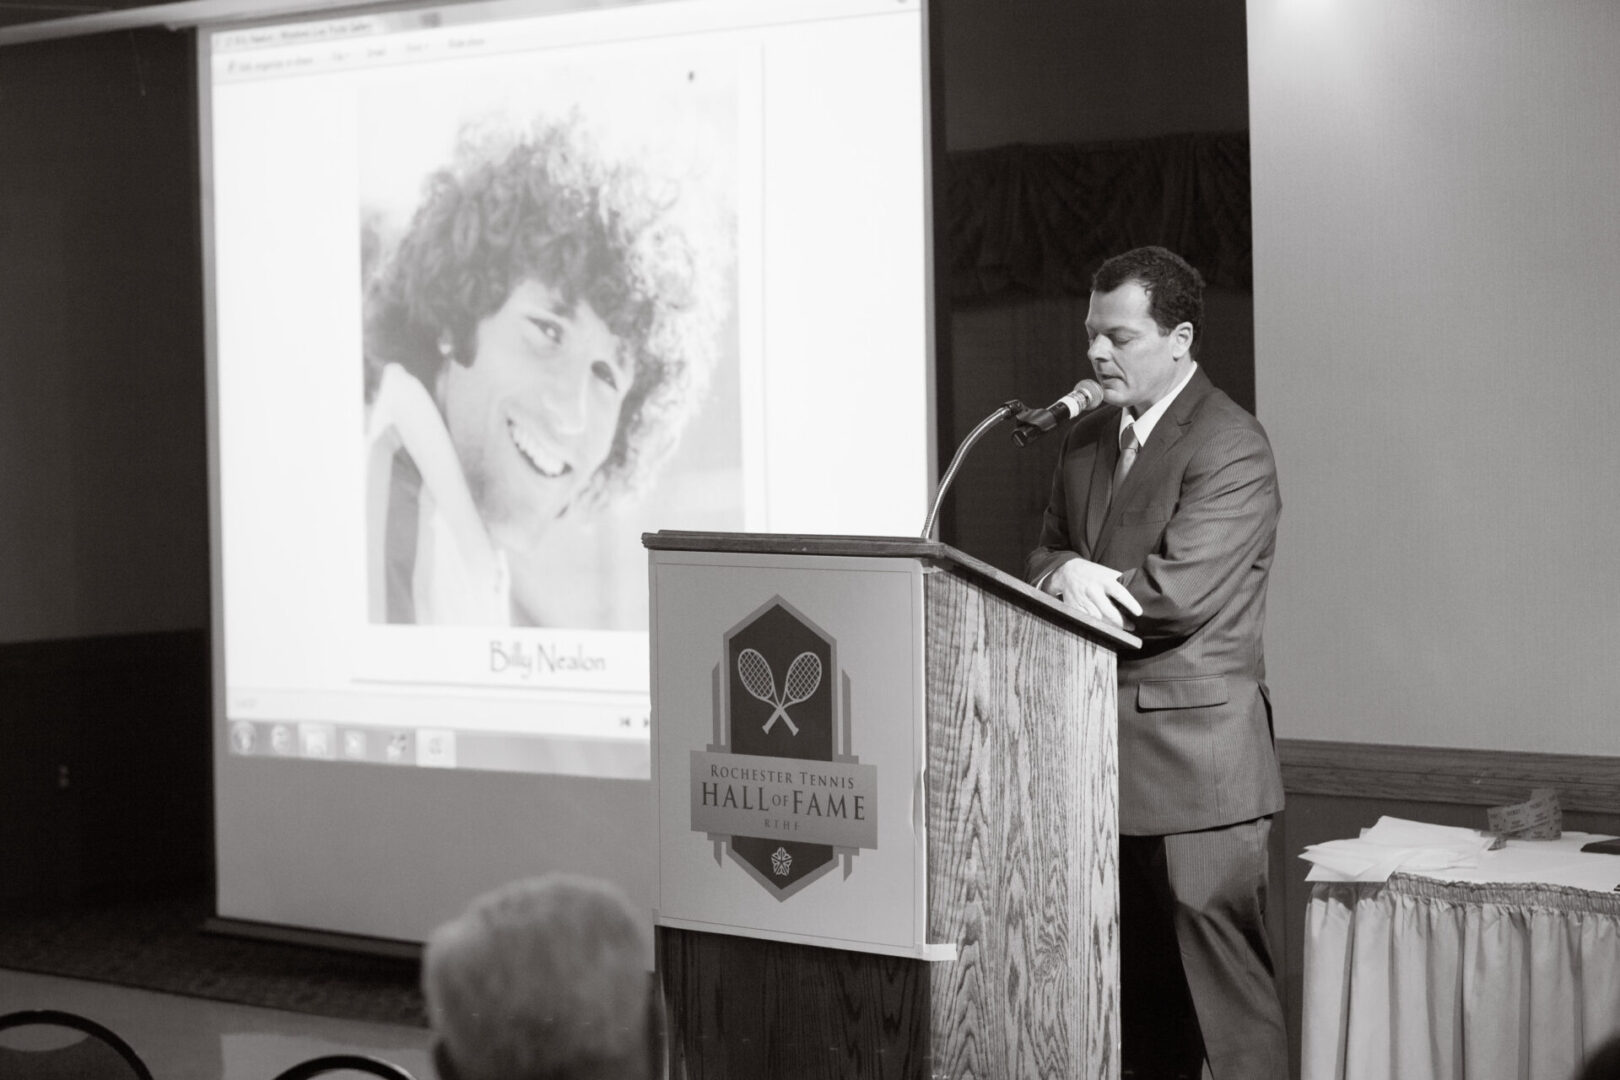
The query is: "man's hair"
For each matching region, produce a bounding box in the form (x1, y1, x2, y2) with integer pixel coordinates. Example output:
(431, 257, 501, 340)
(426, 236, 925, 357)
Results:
(422, 874, 652, 1080)
(1092, 245, 1205, 357)
(364, 113, 722, 509)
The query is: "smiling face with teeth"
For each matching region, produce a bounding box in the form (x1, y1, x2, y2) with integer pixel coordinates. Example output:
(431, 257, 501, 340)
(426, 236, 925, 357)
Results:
(435, 276, 631, 552)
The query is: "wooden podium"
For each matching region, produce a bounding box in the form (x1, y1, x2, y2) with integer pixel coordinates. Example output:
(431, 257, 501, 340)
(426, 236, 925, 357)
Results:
(645, 532, 1137, 1080)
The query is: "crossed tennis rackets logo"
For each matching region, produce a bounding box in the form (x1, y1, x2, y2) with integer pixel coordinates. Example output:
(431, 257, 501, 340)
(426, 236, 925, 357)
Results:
(736, 647, 822, 735)
(698, 596, 874, 898)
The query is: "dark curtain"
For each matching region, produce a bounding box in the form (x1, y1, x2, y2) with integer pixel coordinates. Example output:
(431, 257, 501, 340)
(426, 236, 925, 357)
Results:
(945, 131, 1252, 303)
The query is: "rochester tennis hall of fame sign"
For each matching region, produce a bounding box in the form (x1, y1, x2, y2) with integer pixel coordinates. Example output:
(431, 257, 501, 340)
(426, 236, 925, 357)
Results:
(689, 596, 878, 898)
(650, 548, 947, 959)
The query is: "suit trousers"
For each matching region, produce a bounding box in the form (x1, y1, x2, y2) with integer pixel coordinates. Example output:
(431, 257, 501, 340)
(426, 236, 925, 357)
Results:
(1119, 817, 1288, 1080)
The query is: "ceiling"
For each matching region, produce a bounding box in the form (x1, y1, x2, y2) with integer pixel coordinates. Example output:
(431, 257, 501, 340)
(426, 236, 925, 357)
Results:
(0, 0, 364, 43)
(0, 0, 155, 31)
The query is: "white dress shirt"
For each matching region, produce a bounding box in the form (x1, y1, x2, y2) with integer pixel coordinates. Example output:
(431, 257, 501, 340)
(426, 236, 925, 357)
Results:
(1120, 360, 1199, 448)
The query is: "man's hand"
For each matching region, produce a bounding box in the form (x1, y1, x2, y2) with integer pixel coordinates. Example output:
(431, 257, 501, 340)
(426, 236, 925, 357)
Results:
(1040, 558, 1143, 629)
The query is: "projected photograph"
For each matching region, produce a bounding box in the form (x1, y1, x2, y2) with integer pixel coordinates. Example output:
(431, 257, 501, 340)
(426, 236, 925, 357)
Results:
(358, 48, 742, 631)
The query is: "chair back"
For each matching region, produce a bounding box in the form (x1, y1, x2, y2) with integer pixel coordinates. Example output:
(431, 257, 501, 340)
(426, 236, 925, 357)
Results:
(0, 1008, 155, 1080)
(270, 1052, 419, 1080)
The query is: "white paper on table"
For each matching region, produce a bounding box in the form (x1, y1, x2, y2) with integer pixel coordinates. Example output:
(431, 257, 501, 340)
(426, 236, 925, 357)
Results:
(1300, 816, 1498, 882)
(1449, 832, 1620, 890)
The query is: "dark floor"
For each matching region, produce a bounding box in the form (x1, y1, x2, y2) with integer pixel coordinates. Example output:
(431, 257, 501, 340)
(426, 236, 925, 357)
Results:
(0, 967, 434, 1080)
(0, 886, 432, 1078)
(0, 889, 425, 1028)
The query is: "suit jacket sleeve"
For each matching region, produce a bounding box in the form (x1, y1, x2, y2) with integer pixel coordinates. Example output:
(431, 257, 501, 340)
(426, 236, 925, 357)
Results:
(1024, 424, 1088, 586)
(1120, 421, 1279, 642)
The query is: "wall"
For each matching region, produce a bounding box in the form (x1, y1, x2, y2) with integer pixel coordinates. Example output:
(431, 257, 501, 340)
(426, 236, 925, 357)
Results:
(937, 0, 1254, 575)
(1249, 0, 1620, 755)
(1250, 3, 1620, 1070)
(0, 27, 210, 644)
(0, 27, 211, 898)
(940, 0, 1251, 151)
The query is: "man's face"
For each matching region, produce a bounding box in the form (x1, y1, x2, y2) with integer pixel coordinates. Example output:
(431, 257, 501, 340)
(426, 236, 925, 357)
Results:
(437, 276, 630, 552)
(1085, 280, 1191, 416)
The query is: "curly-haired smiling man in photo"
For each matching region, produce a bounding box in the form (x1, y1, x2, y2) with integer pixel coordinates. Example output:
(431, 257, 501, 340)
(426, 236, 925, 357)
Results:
(363, 114, 720, 626)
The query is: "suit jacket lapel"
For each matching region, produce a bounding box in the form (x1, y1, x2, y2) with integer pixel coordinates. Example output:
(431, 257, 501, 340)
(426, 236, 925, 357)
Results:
(1083, 412, 1120, 554)
(1096, 367, 1213, 549)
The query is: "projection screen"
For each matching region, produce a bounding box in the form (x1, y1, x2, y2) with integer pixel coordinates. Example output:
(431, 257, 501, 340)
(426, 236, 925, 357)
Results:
(202, 0, 936, 942)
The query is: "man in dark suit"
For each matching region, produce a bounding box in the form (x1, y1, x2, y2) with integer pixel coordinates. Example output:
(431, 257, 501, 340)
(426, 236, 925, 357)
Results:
(1026, 246, 1287, 1079)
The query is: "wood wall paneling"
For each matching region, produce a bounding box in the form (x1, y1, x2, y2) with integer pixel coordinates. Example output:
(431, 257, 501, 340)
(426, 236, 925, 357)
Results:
(1278, 738, 1620, 815)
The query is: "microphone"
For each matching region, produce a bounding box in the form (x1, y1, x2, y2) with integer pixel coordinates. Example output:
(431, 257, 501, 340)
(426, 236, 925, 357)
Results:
(1011, 379, 1104, 447)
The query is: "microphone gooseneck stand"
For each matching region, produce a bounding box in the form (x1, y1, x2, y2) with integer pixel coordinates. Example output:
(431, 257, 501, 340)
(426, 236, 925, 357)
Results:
(921, 399, 1044, 540)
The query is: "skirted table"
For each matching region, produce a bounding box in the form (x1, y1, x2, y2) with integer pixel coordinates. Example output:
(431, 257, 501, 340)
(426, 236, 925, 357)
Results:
(1304, 868, 1620, 1080)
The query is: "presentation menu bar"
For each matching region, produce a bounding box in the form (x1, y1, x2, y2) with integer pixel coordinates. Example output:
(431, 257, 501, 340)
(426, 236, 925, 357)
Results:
(226, 717, 651, 779)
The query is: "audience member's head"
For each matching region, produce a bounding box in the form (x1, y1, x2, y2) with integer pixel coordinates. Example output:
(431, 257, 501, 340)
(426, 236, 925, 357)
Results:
(1575, 1035, 1620, 1080)
(422, 874, 652, 1080)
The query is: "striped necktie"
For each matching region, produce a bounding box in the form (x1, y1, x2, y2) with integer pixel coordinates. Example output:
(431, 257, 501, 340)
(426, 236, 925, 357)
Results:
(1113, 422, 1140, 498)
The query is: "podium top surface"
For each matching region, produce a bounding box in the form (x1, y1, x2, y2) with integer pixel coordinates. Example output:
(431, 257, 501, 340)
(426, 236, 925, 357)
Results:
(644, 530, 1140, 651)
